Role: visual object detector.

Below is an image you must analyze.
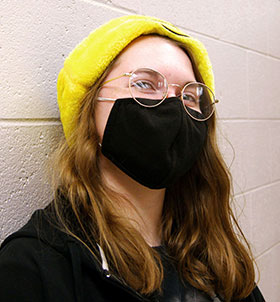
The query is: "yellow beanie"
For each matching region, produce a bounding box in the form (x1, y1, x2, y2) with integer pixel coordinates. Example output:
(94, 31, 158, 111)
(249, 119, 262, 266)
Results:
(57, 15, 214, 141)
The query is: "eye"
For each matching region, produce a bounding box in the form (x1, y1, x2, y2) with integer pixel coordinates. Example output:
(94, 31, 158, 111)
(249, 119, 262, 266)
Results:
(131, 80, 156, 91)
(182, 93, 199, 107)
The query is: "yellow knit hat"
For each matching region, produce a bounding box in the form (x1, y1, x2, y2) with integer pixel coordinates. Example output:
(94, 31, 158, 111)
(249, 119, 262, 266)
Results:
(57, 15, 214, 141)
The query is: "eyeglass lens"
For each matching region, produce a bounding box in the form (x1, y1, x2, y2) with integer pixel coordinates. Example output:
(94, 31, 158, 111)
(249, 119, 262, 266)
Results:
(129, 68, 166, 103)
(182, 83, 215, 119)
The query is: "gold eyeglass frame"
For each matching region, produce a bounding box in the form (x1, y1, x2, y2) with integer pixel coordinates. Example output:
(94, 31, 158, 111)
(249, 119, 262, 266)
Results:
(97, 67, 219, 122)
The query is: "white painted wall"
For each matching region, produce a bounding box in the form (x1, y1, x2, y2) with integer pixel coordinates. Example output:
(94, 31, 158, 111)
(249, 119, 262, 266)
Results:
(1, 0, 279, 300)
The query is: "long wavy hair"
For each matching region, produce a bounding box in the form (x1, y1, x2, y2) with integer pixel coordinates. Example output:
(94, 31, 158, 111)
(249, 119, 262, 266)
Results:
(50, 36, 256, 301)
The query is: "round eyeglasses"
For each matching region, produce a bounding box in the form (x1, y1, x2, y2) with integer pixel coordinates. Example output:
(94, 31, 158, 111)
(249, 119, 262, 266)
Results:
(97, 68, 219, 121)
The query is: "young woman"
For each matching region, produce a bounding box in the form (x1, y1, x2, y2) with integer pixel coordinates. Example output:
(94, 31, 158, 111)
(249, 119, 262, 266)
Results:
(0, 15, 265, 302)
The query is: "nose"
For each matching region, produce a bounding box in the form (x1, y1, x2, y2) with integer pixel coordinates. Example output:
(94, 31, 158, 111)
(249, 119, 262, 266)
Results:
(167, 84, 181, 98)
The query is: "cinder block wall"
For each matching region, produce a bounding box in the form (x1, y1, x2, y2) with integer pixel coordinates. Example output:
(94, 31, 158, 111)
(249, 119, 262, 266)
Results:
(1, 1, 279, 300)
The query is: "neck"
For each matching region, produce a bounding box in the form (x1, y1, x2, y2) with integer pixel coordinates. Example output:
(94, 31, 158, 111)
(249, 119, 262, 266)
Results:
(99, 154, 165, 247)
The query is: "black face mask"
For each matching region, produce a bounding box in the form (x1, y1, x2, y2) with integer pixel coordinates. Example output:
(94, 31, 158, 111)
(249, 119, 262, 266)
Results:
(101, 97, 207, 189)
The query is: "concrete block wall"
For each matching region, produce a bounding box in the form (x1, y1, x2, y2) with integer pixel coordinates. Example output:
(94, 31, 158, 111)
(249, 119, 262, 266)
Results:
(1, 0, 279, 300)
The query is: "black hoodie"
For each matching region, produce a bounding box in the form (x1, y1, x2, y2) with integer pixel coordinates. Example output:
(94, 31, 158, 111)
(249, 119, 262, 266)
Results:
(0, 205, 265, 302)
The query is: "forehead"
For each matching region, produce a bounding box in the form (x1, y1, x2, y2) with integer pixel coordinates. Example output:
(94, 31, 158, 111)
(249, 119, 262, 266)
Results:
(109, 35, 196, 83)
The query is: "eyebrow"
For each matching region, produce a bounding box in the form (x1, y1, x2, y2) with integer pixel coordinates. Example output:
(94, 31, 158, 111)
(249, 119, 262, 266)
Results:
(126, 69, 197, 86)
(183, 80, 195, 86)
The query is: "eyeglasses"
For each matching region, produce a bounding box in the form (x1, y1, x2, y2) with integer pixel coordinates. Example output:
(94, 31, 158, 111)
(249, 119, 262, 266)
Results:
(97, 67, 219, 121)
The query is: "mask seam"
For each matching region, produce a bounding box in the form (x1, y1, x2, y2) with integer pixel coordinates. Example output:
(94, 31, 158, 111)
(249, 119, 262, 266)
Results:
(155, 97, 184, 186)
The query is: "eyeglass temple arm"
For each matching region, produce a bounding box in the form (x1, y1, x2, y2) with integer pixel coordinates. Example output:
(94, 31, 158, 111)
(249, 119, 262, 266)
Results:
(97, 72, 131, 101)
(202, 99, 219, 112)
(207, 99, 219, 108)
(102, 72, 131, 86)
(97, 97, 117, 102)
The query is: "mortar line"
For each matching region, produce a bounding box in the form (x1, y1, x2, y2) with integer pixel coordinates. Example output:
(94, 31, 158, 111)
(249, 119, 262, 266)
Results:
(74, 0, 279, 61)
(80, 0, 138, 14)
(255, 241, 280, 260)
(69, 0, 279, 61)
(218, 118, 280, 122)
(233, 179, 280, 198)
(178, 25, 280, 61)
(0, 118, 61, 126)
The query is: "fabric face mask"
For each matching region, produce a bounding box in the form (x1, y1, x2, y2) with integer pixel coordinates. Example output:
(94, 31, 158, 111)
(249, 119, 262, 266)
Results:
(101, 97, 207, 189)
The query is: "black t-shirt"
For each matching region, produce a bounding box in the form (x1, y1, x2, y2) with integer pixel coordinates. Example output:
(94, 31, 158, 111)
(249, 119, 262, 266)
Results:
(154, 246, 265, 302)
(154, 246, 214, 302)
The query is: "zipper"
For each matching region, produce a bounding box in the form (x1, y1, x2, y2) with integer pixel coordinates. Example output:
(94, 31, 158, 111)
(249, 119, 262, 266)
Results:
(96, 243, 156, 301)
(101, 270, 155, 302)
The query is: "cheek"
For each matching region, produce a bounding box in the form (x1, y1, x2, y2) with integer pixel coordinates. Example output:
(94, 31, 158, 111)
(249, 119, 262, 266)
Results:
(94, 101, 114, 141)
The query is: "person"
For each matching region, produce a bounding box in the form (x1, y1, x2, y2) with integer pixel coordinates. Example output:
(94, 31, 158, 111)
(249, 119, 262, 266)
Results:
(0, 15, 265, 302)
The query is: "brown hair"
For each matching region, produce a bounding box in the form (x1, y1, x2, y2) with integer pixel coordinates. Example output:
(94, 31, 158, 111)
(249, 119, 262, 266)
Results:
(51, 36, 256, 301)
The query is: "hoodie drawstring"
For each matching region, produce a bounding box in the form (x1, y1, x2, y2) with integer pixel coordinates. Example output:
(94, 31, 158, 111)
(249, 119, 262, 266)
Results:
(97, 244, 111, 278)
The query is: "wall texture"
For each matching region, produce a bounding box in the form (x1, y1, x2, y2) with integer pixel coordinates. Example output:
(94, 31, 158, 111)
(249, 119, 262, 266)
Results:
(1, 0, 279, 300)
